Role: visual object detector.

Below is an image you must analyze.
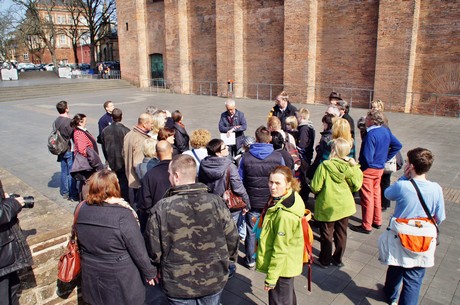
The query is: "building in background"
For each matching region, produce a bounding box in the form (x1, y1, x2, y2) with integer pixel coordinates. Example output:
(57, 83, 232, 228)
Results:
(116, 0, 459, 117)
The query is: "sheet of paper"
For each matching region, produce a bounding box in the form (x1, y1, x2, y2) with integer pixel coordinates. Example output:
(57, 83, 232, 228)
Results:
(220, 132, 236, 145)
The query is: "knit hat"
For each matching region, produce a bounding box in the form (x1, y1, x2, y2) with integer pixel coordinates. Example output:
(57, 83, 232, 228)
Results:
(242, 136, 255, 148)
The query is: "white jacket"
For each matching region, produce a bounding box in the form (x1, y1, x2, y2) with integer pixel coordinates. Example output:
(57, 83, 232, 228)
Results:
(378, 217, 437, 268)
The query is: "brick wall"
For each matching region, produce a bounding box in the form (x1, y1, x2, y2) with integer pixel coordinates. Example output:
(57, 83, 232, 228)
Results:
(117, 0, 459, 117)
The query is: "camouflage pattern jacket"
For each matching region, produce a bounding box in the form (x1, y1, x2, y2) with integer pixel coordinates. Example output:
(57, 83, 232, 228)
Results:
(145, 182, 239, 299)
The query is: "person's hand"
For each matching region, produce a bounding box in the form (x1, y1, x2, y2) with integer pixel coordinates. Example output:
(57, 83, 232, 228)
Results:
(264, 284, 274, 291)
(403, 162, 411, 179)
(146, 275, 160, 286)
(242, 208, 249, 215)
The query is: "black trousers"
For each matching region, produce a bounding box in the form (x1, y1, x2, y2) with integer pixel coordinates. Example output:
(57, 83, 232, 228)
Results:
(268, 277, 297, 305)
(0, 272, 20, 305)
(318, 217, 349, 265)
(381, 173, 392, 209)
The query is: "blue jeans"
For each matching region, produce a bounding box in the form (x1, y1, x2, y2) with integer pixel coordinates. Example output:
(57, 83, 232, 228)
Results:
(245, 210, 261, 265)
(60, 151, 77, 198)
(167, 289, 223, 305)
(384, 266, 426, 305)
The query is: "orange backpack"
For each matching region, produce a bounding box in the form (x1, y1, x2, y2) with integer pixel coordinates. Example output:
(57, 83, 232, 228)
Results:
(301, 209, 314, 292)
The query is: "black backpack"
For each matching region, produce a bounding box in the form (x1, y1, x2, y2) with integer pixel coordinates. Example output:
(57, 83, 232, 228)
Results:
(48, 121, 69, 155)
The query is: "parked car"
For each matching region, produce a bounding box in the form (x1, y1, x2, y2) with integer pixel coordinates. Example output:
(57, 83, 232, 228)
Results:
(79, 63, 91, 70)
(35, 64, 46, 71)
(17, 63, 39, 72)
(45, 63, 55, 71)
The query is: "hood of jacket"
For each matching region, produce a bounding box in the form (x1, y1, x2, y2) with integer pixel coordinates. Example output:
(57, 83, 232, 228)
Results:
(248, 143, 275, 160)
(322, 158, 354, 183)
(272, 190, 304, 218)
(199, 156, 232, 181)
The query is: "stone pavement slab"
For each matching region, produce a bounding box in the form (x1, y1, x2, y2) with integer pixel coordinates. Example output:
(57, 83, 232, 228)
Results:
(0, 79, 458, 304)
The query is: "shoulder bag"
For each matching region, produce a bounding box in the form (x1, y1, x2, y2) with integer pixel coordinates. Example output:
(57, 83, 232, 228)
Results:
(57, 201, 84, 282)
(410, 179, 440, 245)
(222, 168, 246, 210)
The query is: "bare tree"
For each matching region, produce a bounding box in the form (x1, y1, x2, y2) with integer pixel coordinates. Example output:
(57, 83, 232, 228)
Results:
(75, 0, 116, 68)
(13, 0, 58, 66)
(61, 0, 88, 65)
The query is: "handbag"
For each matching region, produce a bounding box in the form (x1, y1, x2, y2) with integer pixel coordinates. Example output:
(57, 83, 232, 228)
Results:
(57, 201, 84, 282)
(222, 168, 246, 210)
(410, 179, 440, 245)
(383, 156, 397, 174)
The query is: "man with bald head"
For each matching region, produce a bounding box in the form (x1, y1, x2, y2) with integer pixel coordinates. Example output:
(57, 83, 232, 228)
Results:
(145, 154, 238, 304)
(138, 140, 173, 232)
(123, 113, 153, 207)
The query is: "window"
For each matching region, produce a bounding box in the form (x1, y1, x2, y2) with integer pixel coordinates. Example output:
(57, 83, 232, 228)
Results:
(23, 53, 29, 60)
(57, 16, 62, 24)
(60, 35, 66, 45)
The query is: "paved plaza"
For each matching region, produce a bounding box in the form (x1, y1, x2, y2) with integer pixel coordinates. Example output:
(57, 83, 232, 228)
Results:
(0, 75, 459, 304)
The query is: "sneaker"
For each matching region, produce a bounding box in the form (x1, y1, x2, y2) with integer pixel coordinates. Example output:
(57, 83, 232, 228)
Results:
(350, 225, 372, 234)
(314, 260, 330, 269)
(331, 259, 344, 268)
(247, 262, 255, 270)
(62, 194, 69, 200)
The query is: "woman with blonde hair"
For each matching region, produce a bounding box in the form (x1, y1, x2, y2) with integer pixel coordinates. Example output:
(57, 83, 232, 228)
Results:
(76, 169, 156, 305)
(332, 117, 355, 158)
(310, 138, 363, 268)
(183, 128, 211, 174)
(256, 165, 305, 304)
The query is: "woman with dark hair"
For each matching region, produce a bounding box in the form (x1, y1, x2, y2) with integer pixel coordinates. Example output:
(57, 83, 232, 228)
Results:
(76, 169, 156, 305)
(157, 127, 178, 156)
(70, 113, 102, 199)
(171, 110, 190, 154)
(256, 166, 305, 305)
(308, 113, 335, 179)
(198, 138, 250, 278)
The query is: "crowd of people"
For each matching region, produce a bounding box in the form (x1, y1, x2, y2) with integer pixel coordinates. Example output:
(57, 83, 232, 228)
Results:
(42, 92, 445, 305)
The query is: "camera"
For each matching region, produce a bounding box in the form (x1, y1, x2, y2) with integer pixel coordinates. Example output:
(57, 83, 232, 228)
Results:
(9, 194, 35, 208)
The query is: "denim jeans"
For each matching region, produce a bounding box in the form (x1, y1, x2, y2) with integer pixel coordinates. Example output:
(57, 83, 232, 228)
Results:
(245, 210, 261, 265)
(60, 151, 77, 198)
(167, 289, 223, 305)
(384, 265, 426, 305)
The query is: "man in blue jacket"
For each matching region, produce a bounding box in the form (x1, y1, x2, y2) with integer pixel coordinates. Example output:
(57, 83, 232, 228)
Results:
(351, 110, 402, 234)
(238, 126, 284, 269)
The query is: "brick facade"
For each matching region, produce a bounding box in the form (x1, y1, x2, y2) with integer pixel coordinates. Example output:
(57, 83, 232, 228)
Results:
(116, 0, 459, 116)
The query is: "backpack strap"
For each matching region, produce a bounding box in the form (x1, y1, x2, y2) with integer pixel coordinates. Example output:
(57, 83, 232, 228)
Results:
(409, 179, 439, 233)
(191, 149, 201, 163)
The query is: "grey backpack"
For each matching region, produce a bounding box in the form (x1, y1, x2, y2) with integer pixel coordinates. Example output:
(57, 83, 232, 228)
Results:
(48, 122, 69, 155)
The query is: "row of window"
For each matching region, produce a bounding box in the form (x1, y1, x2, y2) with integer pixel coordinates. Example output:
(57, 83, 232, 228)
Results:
(45, 15, 87, 26)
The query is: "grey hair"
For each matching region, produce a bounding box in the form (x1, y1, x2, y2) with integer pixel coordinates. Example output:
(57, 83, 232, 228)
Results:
(225, 99, 236, 107)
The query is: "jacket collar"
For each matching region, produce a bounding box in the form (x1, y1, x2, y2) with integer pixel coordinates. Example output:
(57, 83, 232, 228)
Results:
(166, 182, 209, 197)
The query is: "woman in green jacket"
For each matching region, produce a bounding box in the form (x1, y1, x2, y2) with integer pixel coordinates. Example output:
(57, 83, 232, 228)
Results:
(256, 166, 305, 305)
(310, 138, 363, 268)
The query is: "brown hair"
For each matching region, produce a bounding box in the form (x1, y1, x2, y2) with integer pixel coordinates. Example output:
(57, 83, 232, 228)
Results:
(86, 169, 121, 205)
(407, 147, 434, 175)
(366, 109, 385, 126)
(267, 116, 282, 131)
(157, 127, 175, 141)
(270, 166, 301, 192)
(255, 126, 271, 143)
(170, 154, 197, 181)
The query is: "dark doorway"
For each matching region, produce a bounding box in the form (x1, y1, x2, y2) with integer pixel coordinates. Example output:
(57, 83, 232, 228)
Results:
(150, 53, 164, 86)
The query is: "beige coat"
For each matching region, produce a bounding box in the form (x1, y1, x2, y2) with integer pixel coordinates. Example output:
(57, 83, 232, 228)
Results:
(123, 127, 150, 188)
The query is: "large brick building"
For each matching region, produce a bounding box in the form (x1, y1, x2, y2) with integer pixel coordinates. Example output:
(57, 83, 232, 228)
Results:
(116, 0, 459, 116)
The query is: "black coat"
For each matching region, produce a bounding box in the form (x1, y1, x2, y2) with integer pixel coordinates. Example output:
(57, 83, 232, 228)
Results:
(0, 197, 33, 277)
(270, 102, 298, 131)
(173, 123, 190, 154)
(76, 202, 155, 305)
(101, 122, 130, 171)
(139, 160, 171, 212)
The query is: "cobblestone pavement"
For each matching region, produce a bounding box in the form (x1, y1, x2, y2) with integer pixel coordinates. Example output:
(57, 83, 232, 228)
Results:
(0, 75, 458, 304)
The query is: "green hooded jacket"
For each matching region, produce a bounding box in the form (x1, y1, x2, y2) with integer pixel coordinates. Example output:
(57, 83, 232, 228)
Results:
(256, 190, 305, 286)
(310, 158, 363, 222)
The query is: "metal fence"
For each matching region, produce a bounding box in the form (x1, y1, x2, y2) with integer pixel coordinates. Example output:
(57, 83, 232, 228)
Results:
(142, 79, 460, 118)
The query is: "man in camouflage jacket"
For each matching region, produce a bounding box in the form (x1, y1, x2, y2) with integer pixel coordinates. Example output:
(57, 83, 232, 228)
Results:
(145, 154, 239, 304)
